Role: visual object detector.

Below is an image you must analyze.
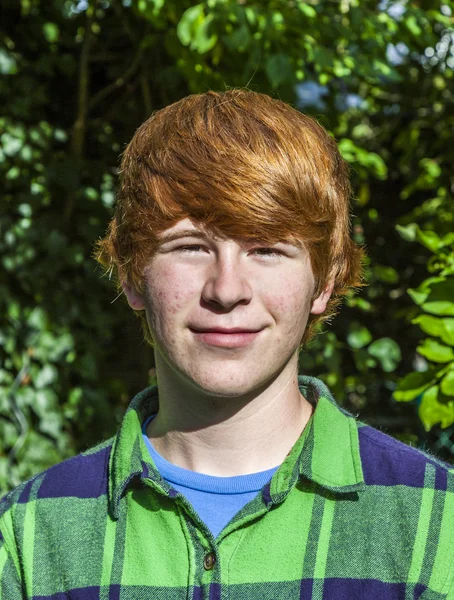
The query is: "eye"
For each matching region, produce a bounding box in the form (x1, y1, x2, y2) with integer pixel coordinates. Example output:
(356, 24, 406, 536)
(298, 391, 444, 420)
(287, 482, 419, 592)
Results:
(251, 247, 284, 258)
(176, 244, 206, 254)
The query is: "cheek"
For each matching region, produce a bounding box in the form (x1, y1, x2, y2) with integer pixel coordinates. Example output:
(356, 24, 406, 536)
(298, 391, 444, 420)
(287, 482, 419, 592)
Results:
(265, 281, 310, 318)
(145, 268, 197, 325)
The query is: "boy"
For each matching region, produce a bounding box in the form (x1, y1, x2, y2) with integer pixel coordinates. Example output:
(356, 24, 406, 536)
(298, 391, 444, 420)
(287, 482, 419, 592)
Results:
(1, 90, 453, 599)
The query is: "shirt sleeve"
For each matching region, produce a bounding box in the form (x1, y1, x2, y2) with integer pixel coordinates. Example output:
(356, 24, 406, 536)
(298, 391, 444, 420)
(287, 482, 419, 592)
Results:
(0, 531, 24, 599)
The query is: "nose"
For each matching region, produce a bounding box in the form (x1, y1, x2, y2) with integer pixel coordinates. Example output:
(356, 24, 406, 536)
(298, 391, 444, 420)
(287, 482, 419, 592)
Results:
(201, 250, 252, 310)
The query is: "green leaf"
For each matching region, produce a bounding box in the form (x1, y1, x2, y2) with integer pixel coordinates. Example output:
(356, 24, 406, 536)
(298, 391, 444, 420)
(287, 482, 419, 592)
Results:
(338, 139, 387, 179)
(441, 232, 454, 247)
(0, 49, 18, 75)
(422, 278, 454, 316)
(313, 47, 335, 69)
(368, 338, 401, 372)
(396, 223, 418, 242)
(194, 13, 218, 54)
(43, 23, 60, 43)
(39, 411, 63, 439)
(35, 364, 58, 388)
(373, 265, 399, 284)
(226, 24, 251, 52)
(440, 371, 454, 397)
(1, 133, 23, 156)
(27, 307, 48, 330)
(416, 228, 442, 253)
(419, 385, 454, 431)
(137, 0, 164, 17)
(408, 276, 447, 307)
(408, 288, 428, 306)
(177, 4, 205, 47)
(297, 3, 317, 18)
(417, 338, 454, 363)
(394, 370, 436, 402)
(265, 54, 293, 88)
(412, 315, 454, 346)
(404, 15, 422, 37)
(440, 319, 454, 346)
(347, 323, 372, 349)
(354, 348, 377, 372)
(34, 389, 58, 416)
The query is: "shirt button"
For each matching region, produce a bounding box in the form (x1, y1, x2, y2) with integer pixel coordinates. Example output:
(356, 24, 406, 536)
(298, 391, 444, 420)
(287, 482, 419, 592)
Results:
(203, 552, 216, 570)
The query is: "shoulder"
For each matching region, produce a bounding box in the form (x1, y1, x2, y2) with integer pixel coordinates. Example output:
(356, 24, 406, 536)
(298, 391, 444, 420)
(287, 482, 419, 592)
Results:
(357, 422, 454, 489)
(0, 437, 114, 520)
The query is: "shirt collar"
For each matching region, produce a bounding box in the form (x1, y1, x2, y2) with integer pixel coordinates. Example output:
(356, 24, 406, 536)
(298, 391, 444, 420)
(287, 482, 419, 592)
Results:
(108, 376, 365, 519)
(268, 376, 365, 502)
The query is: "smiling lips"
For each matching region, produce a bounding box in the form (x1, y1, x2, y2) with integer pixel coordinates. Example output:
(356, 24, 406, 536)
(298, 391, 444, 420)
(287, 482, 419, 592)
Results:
(190, 327, 263, 348)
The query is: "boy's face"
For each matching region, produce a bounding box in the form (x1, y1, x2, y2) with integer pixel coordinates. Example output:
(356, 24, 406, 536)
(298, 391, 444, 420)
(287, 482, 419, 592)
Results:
(123, 218, 331, 398)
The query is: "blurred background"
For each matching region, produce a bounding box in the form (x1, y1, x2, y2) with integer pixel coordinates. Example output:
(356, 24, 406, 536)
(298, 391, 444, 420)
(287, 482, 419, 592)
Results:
(1, 0, 453, 495)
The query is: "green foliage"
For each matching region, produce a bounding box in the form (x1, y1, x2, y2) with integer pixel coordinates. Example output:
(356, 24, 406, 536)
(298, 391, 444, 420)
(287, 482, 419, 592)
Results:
(394, 222, 454, 431)
(2, 0, 454, 494)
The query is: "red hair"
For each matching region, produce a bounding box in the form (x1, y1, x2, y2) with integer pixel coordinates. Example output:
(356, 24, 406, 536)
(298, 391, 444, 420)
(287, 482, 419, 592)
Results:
(95, 89, 364, 344)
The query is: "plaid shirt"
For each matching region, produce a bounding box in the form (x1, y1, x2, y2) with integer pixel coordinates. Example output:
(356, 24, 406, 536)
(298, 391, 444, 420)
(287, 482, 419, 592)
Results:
(1, 376, 454, 600)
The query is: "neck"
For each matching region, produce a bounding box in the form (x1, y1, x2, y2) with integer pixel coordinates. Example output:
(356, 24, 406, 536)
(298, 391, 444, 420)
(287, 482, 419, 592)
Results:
(146, 354, 314, 476)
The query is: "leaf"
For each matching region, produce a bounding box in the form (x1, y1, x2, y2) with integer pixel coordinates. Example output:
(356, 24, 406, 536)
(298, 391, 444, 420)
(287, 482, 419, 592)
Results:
(416, 228, 442, 253)
(419, 385, 454, 431)
(194, 13, 218, 54)
(0, 49, 18, 75)
(396, 223, 418, 242)
(337, 139, 387, 179)
(137, 0, 164, 17)
(39, 412, 63, 439)
(354, 348, 377, 372)
(226, 24, 251, 52)
(404, 15, 423, 37)
(441, 232, 454, 247)
(412, 315, 454, 346)
(394, 370, 437, 402)
(422, 279, 454, 316)
(177, 5, 205, 47)
(440, 371, 454, 397)
(374, 265, 399, 284)
(34, 364, 58, 388)
(27, 307, 48, 330)
(34, 389, 58, 416)
(313, 47, 335, 69)
(265, 54, 293, 88)
(347, 323, 372, 349)
(43, 23, 60, 44)
(417, 338, 454, 363)
(368, 338, 402, 372)
(440, 319, 454, 346)
(408, 276, 447, 307)
(1, 133, 23, 156)
(408, 287, 428, 306)
(297, 3, 317, 18)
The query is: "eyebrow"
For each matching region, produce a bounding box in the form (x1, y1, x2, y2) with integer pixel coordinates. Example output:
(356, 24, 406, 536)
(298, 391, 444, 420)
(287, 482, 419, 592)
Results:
(157, 229, 209, 244)
(157, 229, 304, 249)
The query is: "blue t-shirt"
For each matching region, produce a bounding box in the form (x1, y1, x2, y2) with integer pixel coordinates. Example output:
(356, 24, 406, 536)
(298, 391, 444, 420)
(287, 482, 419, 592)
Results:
(142, 416, 278, 538)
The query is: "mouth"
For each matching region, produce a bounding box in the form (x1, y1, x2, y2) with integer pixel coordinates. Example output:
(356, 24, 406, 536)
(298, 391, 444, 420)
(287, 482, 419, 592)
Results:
(189, 327, 263, 348)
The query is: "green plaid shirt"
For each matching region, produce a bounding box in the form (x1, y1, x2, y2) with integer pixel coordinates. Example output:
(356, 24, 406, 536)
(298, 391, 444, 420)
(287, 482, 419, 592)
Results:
(1, 376, 454, 599)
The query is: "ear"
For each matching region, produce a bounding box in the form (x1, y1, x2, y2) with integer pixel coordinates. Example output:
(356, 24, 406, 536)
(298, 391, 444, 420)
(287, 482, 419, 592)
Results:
(310, 282, 334, 316)
(121, 281, 146, 311)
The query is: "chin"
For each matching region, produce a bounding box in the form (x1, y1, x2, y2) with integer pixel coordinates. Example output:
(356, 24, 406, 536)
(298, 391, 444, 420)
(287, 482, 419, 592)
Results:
(190, 375, 254, 398)
(182, 363, 275, 399)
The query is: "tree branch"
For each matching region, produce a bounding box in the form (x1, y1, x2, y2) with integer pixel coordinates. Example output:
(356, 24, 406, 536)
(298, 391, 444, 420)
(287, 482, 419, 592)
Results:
(64, 5, 95, 223)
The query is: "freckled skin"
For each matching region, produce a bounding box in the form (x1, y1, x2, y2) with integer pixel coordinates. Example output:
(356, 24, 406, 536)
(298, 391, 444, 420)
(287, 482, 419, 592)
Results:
(124, 218, 331, 400)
